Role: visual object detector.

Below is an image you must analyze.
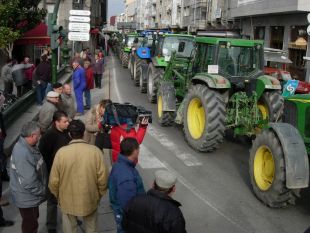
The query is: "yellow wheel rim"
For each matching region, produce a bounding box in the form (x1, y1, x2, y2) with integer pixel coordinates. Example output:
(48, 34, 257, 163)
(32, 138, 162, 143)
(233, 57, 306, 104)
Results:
(257, 103, 269, 120)
(158, 95, 163, 118)
(187, 98, 206, 139)
(253, 146, 275, 191)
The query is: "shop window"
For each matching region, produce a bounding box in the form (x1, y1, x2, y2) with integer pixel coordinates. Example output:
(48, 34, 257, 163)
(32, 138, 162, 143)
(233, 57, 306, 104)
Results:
(254, 27, 265, 40)
(288, 26, 307, 81)
(270, 26, 284, 49)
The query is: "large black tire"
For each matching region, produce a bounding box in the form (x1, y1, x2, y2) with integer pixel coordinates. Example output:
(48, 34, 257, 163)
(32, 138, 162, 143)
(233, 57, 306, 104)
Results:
(258, 91, 284, 122)
(157, 89, 175, 126)
(249, 129, 300, 208)
(122, 52, 129, 68)
(129, 54, 134, 75)
(183, 84, 226, 152)
(147, 63, 164, 103)
(139, 62, 147, 93)
(133, 58, 144, 86)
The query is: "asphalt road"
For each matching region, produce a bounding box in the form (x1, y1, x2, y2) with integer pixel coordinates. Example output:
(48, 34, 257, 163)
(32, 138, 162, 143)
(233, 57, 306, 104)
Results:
(106, 54, 310, 233)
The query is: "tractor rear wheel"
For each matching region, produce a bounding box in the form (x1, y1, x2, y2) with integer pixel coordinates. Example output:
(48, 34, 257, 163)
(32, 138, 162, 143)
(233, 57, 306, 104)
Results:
(129, 54, 134, 77)
(122, 52, 129, 68)
(139, 62, 147, 93)
(157, 90, 175, 126)
(249, 129, 300, 207)
(147, 63, 164, 103)
(134, 58, 144, 86)
(183, 84, 226, 152)
(258, 91, 283, 122)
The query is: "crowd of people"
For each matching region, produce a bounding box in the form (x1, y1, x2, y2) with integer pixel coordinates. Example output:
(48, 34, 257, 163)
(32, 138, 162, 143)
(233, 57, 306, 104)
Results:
(0, 48, 187, 233)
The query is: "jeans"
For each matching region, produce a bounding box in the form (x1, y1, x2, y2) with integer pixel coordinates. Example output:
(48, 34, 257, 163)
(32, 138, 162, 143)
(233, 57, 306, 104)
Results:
(84, 89, 91, 108)
(113, 212, 125, 233)
(36, 82, 47, 105)
(45, 82, 52, 96)
(94, 74, 102, 88)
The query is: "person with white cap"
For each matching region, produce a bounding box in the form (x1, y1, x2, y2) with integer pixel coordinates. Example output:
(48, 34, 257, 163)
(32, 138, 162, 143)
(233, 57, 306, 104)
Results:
(122, 170, 187, 233)
(38, 91, 60, 134)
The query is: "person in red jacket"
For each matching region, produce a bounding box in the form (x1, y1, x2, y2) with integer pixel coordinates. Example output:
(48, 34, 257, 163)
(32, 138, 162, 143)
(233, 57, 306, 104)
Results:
(110, 117, 149, 163)
(84, 60, 94, 110)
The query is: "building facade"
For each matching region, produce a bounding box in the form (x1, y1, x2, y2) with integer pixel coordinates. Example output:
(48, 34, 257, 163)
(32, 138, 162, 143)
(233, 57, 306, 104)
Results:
(229, 0, 310, 81)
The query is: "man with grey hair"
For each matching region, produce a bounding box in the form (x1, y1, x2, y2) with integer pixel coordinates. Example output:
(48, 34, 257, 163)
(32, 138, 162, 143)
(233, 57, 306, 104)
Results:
(122, 170, 187, 233)
(10, 121, 47, 233)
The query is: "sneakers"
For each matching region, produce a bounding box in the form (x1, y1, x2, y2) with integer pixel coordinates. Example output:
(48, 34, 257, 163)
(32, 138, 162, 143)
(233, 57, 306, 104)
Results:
(0, 220, 14, 227)
(0, 198, 9, 206)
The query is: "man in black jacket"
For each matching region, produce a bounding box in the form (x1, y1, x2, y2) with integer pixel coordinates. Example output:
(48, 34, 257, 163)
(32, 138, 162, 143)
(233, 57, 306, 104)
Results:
(38, 111, 70, 233)
(122, 170, 187, 233)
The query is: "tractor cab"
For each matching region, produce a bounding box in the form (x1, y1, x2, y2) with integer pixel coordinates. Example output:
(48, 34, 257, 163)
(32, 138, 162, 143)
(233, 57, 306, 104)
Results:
(155, 34, 195, 66)
(191, 37, 274, 89)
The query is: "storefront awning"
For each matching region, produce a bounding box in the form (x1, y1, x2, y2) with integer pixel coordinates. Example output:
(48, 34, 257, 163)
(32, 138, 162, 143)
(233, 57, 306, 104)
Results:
(15, 23, 50, 46)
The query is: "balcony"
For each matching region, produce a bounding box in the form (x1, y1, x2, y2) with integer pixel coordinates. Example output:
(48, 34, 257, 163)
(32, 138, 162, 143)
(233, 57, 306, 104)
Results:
(152, 0, 156, 5)
(230, 0, 310, 18)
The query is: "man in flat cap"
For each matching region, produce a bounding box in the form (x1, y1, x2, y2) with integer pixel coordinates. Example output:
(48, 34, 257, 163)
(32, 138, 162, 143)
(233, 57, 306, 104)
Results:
(38, 91, 60, 134)
(122, 170, 187, 233)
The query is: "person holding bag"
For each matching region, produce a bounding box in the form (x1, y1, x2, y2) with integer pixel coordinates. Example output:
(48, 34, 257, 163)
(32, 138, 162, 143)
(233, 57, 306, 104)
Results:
(84, 99, 112, 146)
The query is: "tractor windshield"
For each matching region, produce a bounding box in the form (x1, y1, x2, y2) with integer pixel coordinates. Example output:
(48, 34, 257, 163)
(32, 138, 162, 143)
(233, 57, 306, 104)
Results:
(162, 37, 194, 58)
(218, 45, 262, 77)
(126, 37, 136, 47)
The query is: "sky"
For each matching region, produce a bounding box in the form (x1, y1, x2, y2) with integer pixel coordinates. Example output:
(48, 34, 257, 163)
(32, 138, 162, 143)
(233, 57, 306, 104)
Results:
(108, 0, 125, 18)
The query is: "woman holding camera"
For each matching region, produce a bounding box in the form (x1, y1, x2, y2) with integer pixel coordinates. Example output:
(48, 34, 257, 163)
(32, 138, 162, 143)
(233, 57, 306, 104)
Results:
(110, 117, 149, 163)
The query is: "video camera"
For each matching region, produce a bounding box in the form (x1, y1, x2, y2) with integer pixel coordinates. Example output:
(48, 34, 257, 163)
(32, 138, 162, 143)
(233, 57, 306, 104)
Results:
(102, 102, 152, 127)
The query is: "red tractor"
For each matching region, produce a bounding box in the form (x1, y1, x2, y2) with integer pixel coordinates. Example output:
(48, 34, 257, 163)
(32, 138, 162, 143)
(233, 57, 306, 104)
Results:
(264, 48, 310, 94)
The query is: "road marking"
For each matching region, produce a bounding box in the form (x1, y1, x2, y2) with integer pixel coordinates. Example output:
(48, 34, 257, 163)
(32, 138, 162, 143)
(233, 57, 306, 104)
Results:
(138, 145, 165, 169)
(162, 161, 250, 233)
(111, 56, 123, 102)
(147, 125, 203, 167)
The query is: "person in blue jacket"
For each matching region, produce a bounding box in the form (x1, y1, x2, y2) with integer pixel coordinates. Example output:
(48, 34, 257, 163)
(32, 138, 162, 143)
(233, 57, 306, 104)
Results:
(108, 137, 145, 233)
(72, 60, 86, 115)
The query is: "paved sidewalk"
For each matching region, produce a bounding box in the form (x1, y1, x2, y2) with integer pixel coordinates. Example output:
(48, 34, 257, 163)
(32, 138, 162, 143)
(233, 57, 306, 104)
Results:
(1, 61, 117, 232)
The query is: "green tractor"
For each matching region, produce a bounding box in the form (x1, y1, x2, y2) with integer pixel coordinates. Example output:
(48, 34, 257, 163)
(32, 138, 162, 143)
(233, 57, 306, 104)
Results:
(146, 34, 195, 103)
(249, 94, 310, 207)
(157, 37, 283, 152)
(119, 33, 140, 68)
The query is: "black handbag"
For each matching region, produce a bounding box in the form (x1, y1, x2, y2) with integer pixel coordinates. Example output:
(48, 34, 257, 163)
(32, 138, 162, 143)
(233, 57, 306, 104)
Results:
(95, 131, 112, 150)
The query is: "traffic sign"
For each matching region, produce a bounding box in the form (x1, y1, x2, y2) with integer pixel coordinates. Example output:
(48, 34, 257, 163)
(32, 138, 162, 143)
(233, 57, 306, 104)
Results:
(69, 22, 90, 32)
(307, 13, 310, 23)
(69, 16, 91, 23)
(307, 25, 310, 36)
(70, 10, 91, 16)
(68, 32, 90, 41)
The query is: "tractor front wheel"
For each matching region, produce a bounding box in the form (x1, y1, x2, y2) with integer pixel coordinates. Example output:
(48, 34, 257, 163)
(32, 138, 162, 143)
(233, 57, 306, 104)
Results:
(183, 84, 226, 152)
(157, 90, 175, 126)
(258, 91, 283, 122)
(249, 129, 300, 207)
(122, 52, 129, 68)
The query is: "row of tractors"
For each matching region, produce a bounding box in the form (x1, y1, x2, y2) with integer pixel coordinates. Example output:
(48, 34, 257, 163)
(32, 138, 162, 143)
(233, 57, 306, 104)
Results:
(111, 31, 310, 208)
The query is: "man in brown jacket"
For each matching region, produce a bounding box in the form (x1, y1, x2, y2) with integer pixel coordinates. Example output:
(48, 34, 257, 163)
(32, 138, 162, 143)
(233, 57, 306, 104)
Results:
(48, 120, 108, 233)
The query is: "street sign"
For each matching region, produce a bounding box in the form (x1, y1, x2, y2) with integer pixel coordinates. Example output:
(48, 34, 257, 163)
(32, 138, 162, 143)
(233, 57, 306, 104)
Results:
(69, 16, 91, 23)
(307, 25, 310, 36)
(70, 10, 91, 16)
(307, 13, 310, 23)
(68, 32, 90, 41)
(69, 22, 90, 32)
